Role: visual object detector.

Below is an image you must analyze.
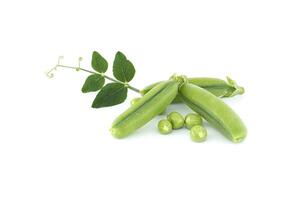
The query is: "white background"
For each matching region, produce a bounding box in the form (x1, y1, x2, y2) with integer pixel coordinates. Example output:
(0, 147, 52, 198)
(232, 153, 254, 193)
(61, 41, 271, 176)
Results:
(0, 0, 301, 199)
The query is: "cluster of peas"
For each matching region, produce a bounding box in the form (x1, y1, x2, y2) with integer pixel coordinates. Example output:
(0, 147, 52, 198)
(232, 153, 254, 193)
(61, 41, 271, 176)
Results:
(158, 112, 207, 142)
(131, 98, 207, 142)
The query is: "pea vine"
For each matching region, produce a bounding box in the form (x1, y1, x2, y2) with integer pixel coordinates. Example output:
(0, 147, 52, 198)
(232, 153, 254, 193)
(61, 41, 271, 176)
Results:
(46, 51, 140, 108)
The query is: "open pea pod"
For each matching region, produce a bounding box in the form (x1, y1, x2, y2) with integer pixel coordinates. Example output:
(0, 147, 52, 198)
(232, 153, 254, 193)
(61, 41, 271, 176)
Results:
(111, 80, 180, 138)
(140, 77, 244, 103)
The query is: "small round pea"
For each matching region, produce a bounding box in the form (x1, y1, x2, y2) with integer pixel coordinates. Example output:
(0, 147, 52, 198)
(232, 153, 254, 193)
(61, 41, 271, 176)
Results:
(130, 97, 141, 105)
(167, 112, 184, 129)
(185, 113, 203, 129)
(190, 125, 207, 142)
(157, 119, 173, 134)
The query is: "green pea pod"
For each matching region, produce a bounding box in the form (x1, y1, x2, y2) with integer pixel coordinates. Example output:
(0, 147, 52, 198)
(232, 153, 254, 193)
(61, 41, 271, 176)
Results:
(111, 80, 179, 138)
(140, 77, 244, 103)
(189, 77, 244, 97)
(179, 83, 247, 143)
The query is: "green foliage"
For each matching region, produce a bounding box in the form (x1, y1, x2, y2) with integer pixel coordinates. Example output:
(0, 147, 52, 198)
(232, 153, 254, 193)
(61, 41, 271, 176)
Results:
(113, 51, 136, 82)
(91, 51, 108, 73)
(92, 83, 128, 108)
(81, 51, 137, 108)
(81, 74, 105, 93)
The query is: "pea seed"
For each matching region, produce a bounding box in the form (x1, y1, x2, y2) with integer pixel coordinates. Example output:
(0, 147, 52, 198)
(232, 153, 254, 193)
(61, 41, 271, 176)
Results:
(185, 113, 203, 129)
(167, 112, 184, 129)
(157, 119, 172, 134)
(190, 125, 207, 142)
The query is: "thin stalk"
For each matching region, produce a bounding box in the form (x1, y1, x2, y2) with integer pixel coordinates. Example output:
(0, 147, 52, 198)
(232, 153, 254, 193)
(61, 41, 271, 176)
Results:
(53, 64, 141, 93)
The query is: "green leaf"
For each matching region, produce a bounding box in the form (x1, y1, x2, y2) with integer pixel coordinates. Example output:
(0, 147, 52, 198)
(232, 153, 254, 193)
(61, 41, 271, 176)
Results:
(81, 74, 105, 93)
(113, 51, 136, 82)
(92, 83, 128, 108)
(91, 51, 108, 73)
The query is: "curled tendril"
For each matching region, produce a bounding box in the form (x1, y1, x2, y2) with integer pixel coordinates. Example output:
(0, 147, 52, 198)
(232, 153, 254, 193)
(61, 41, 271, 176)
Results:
(76, 57, 83, 71)
(75, 57, 83, 71)
(46, 66, 57, 78)
(58, 56, 64, 63)
(46, 56, 64, 78)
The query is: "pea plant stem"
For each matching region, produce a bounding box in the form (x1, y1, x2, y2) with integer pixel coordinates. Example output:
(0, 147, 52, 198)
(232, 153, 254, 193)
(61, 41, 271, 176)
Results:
(54, 64, 141, 93)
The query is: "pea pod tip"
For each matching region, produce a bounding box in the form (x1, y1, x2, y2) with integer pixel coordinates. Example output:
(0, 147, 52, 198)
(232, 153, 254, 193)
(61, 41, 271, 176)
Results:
(110, 128, 124, 139)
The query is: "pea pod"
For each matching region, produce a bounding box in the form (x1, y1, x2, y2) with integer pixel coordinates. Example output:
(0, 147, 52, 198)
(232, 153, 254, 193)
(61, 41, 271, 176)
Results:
(140, 77, 244, 103)
(179, 83, 247, 143)
(189, 77, 244, 97)
(111, 80, 179, 138)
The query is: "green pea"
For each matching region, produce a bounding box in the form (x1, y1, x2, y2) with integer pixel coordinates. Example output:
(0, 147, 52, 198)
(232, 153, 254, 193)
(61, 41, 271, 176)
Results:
(185, 113, 203, 129)
(167, 112, 184, 129)
(130, 97, 141, 105)
(157, 119, 172, 134)
(190, 125, 207, 142)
